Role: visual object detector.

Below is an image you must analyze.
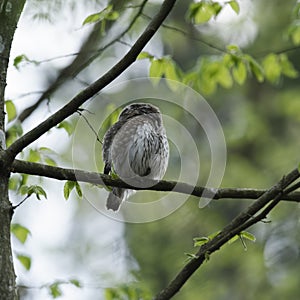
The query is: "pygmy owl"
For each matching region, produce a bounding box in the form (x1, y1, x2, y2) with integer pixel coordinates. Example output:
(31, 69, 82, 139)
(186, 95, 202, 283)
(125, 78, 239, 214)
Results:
(102, 103, 169, 211)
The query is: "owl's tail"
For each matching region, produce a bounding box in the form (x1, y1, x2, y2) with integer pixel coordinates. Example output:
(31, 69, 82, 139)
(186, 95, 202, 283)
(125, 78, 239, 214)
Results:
(106, 187, 125, 211)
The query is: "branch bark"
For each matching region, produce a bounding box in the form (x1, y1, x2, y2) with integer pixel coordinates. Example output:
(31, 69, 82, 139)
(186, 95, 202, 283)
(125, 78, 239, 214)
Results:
(7, 0, 176, 159)
(11, 160, 300, 203)
(154, 167, 300, 300)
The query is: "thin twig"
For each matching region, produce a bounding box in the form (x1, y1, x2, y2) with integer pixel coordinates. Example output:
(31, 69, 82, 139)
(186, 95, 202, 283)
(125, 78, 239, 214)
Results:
(76, 109, 103, 144)
(12, 195, 30, 209)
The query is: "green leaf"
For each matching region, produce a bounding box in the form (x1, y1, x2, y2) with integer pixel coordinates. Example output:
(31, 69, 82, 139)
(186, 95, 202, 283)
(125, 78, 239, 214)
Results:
(184, 252, 199, 262)
(12, 122, 23, 136)
(75, 182, 83, 198)
(13, 55, 25, 69)
(98, 106, 120, 141)
(245, 55, 264, 82)
(279, 54, 298, 78)
(292, 2, 300, 18)
(222, 53, 235, 67)
(57, 121, 74, 136)
(227, 232, 256, 249)
(49, 282, 62, 298)
(262, 53, 281, 83)
(5, 100, 17, 122)
(240, 231, 256, 242)
(105, 288, 116, 300)
(64, 181, 76, 200)
(69, 279, 81, 288)
(232, 60, 247, 85)
(226, 44, 241, 54)
(217, 64, 233, 88)
(19, 185, 30, 195)
(20, 174, 28, 187)
(105, 11, 119, 21)
(228, 0, 240, 14)
(82, 5, 117, 25)
(149, 59, 164, 84)
(228, 234, 239, 244)
(188, 2, 216, 24)
(13, 54, 38, 70)
(288, 24, 300, 45)
(17, 254, 31, 270)
(9, 175, 20, 191)
(6, 122, 23, 146)
(193, 236, 210, 247)
(292, 27, 300, 45)
(34, 185, 47, 200)
(28, 149, 41, 163)
(149, 59, 164, 77)
(20, 185, 47, 200)
(44, 156, 57, 166)
(149, 57, 181, 89)
(194, 230, 221, 247)
(63, 182, 71, 200)
(199, 60, 220, 93)
(83, 12, 102, 25)
(165, 59, 180, 81)
(200, 74, 218, 94)
(183, 71, 198, 86)
(39, 147, 57, 166)
(165, 59, 181, 90)
(212, 2, 223, 16)
(207, 230, 221, 240)
(137, 51, 154, 60)
(11, 223, 31, 244)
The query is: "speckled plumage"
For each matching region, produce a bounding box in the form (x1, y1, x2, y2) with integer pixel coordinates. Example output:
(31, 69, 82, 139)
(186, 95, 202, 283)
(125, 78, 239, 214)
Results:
(102, 103, 169, 211)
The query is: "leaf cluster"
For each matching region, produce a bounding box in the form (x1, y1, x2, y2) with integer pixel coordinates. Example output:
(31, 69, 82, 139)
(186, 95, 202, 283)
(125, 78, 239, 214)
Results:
(140, 45, 298, 95)
(82, 4, 120, 35)
(187, 0, 240, 24)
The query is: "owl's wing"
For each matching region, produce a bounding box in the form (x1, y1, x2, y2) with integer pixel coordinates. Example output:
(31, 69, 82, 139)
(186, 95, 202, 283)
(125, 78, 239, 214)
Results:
(102, 121, 124, 174)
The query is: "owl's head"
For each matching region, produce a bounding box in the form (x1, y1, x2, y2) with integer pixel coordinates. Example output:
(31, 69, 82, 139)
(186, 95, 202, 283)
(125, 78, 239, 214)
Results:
(118, 103, 161, 122)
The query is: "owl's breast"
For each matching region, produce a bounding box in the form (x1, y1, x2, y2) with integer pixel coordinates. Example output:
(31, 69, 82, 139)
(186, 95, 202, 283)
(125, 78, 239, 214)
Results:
(110, 117, 169, 181)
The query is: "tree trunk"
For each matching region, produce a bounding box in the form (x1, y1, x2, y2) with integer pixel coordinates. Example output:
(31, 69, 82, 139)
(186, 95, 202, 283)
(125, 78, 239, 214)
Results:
(0, 173, 16, 299)
(0, 1, 26, 299)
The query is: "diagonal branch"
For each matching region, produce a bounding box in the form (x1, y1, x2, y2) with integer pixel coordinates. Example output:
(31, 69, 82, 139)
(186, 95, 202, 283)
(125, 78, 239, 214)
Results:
(11, 160, 300, 203)
(154, 167, 300, 300)
(7, 0, 177, 159)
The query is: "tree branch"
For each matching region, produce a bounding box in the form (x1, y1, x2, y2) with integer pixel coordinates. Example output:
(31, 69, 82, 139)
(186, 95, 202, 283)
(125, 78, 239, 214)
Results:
(7, 0, 177, 160)
(11, 160, 300, 203)
(154, 167, 300, 300)
(16, 0, 149, 123)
